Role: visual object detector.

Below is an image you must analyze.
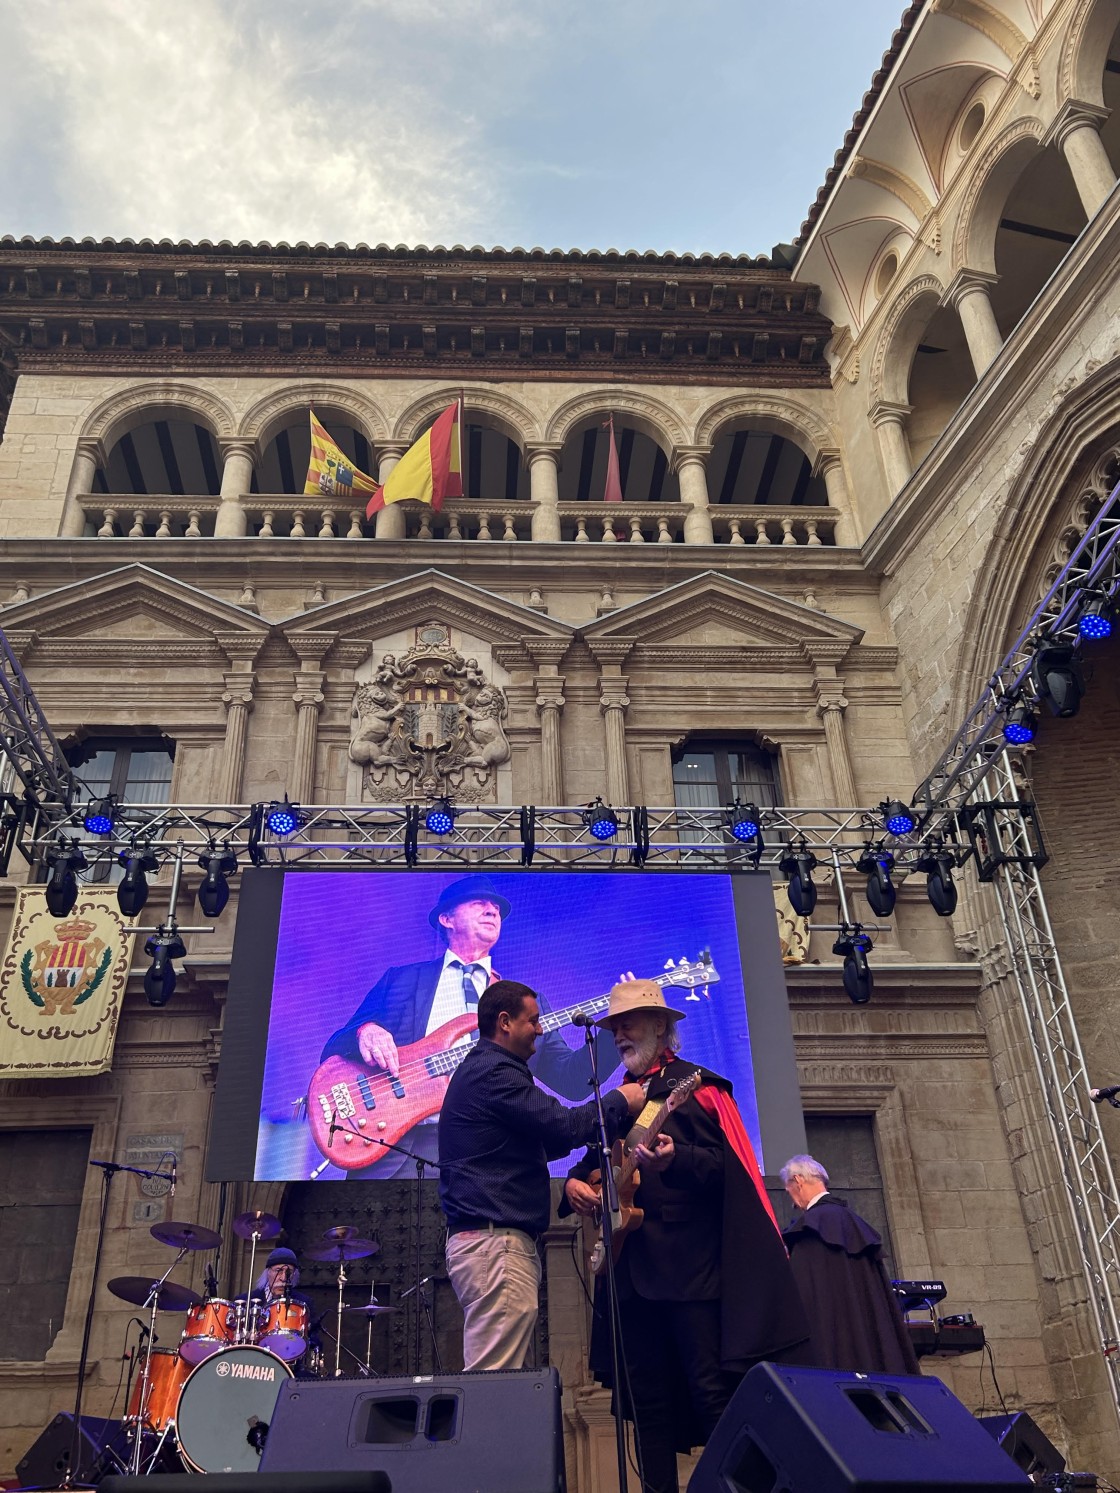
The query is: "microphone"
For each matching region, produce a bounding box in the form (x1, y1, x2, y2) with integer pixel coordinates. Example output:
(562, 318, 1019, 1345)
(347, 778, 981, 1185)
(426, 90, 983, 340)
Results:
(570, 1012, 596, 1028)
(1090, 1085, 1120, 1104)
(399, 1276, 432, 1300)
(169, 1156, 177, 1201)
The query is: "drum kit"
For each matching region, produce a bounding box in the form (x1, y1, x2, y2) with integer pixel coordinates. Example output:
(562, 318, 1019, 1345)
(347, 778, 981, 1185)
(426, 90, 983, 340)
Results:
(108, 1210, 395, 1475)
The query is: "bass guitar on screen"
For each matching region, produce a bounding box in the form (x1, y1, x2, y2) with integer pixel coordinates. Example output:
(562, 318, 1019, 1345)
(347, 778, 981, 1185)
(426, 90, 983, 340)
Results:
(305, 955, 719, 1174)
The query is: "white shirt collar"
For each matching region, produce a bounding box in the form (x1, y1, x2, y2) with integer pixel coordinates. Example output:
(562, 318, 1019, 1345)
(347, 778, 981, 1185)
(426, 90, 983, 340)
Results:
(805, 1190, 829, 1210)
(442, 948, 493, 974)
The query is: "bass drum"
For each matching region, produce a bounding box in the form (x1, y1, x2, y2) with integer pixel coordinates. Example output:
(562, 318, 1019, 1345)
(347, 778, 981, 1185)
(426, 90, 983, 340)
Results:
(174, 1345, 292, 1474)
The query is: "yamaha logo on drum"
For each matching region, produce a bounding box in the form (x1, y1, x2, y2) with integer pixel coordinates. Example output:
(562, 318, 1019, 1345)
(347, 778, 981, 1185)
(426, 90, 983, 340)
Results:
(214, 1359, 277, 1381)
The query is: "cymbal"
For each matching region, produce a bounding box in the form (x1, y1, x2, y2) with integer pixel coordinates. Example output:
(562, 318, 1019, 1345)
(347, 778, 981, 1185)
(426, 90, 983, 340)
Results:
(305, 1237, 380, 1261)
(321, 1224, 359, 1244)
(150, 1220, 222, 1251)
(108, 1276, 203, 1312)
(232, 1209, 281, 1241)
(342, 1302, 399, 1315)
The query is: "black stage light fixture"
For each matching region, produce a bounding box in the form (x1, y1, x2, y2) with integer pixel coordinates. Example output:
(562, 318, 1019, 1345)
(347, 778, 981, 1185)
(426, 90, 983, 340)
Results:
(143, 927, 187, 1007)
(116, 845, 159, 917)
(583, 797, 619, 841)
(858, 844, 896, 917)
(1002, 701, 1038, 745)
(879, 798, 916, 836)
(833, 927, 874, 1005)
(424, 797, 456, 835)
(197, 844, 238, 918)
(779, 840, 818, 917)
(1031, 644, 1083, 718)
(45, 840, 88, 917)
(1078, 594, 1113, 641)
(83, 793, 117, 836)
(727, 800, 762, 844)
(917, 842, 958, 917)
(265, 797, 301, 836)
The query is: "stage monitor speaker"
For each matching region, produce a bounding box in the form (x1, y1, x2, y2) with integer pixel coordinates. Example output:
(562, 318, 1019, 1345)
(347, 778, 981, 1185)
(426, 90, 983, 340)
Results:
(101, 1474, 390, 1493)
(259, 1366, 565, 1493)
(689, 1362, 1033, 1492)
(978, 1412, 1066, 1480)
(16, 1411, 124, 1487)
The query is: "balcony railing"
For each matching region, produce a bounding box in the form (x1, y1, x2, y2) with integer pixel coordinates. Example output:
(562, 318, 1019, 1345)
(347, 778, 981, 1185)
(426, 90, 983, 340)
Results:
(77, 495, 840, 546)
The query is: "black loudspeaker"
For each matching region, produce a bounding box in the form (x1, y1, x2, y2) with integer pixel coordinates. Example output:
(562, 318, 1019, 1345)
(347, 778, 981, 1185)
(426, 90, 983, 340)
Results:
(16, 1411, 124, 1487)
(689, 1363, 1034, 1492)
(260, 1367, 565, 1493)
(979, 1412, 1067, 1479)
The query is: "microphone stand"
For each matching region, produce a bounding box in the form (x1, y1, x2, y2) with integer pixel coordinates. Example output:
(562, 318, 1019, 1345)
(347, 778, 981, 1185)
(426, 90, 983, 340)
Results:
(326, 1119, 441, 1374)
(63, 1159, 171, 1489)
(580, 1024, 632, 1493)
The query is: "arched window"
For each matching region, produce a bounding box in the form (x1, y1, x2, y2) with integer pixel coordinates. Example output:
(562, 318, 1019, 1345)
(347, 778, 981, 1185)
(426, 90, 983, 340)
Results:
(95, 418, 222, 498)
(707, 428, 826, 506)
(557, 419, 679, 504)
(259, 418, 373, 494)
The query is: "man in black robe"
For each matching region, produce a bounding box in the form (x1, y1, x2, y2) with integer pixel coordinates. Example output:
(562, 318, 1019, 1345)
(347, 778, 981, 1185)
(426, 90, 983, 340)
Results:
(780, 1153, 920, 1375)
(563, 981, 810, 1493)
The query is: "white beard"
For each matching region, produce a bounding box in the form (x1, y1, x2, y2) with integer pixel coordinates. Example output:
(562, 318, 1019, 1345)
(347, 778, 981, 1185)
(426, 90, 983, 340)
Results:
(619, 1029, 662, 1078)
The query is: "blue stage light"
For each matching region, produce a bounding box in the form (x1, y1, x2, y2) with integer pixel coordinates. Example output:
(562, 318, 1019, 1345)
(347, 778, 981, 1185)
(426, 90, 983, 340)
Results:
(585, 799, 619, 840)
(83, 796, 116, 836)
(880, 799, 915, 836)
(265, 801, 299, 836)
(1079, 603, 1112, 640)
(729, 804, 761, 842)
(1002, 704, 1037, 745)
(425, 800, 456, 835)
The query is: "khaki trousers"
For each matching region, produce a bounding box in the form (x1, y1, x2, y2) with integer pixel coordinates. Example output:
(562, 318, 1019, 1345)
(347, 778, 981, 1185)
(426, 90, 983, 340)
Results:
(445, 1227, 541, 1371)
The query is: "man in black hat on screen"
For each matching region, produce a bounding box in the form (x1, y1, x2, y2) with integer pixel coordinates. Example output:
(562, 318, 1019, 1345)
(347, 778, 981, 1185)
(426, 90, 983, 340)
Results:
(321, 874, 614, 1174)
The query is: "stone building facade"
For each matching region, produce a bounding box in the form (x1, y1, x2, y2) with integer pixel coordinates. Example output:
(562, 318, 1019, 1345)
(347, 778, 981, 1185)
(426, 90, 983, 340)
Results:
(0, 0, 1119, 1484)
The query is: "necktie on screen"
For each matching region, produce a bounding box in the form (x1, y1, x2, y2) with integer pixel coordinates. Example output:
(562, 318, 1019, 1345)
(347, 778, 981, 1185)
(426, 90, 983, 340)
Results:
(456, 961, 484, 1006)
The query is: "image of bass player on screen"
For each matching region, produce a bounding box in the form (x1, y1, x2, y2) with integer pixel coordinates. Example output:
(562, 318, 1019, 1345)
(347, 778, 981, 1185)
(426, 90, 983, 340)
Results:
(560, 979, 810, 1493)
(319, 874, 617, 1177)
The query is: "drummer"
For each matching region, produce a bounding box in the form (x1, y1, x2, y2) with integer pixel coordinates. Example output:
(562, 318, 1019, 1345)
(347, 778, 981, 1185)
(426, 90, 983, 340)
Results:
(254, 1246, 305, 1303)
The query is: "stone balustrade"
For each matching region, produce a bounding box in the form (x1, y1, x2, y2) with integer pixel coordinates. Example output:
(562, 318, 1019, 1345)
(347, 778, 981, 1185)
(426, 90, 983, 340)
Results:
(77, 495, 840, 546)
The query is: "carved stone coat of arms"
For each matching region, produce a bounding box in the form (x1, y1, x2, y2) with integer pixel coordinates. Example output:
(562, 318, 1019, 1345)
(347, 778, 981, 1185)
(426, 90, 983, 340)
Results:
(349, 625, 511, 802)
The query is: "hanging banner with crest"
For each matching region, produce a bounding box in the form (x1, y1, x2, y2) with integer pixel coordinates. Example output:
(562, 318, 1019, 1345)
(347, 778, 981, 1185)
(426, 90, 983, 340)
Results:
(0, 889, 136, 1078)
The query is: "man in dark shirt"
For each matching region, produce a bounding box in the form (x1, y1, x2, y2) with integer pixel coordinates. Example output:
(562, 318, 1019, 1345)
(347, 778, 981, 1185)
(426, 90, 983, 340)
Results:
(439, 979, 644, 1371)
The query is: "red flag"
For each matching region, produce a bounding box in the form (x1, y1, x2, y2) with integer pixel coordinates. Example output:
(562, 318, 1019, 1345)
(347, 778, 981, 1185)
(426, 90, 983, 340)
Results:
(602, 414, 623, 503)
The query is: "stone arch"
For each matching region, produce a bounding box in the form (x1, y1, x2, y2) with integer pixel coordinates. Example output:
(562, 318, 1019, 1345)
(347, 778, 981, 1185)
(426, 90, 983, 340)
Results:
(869, 274, 946, 406)
(949, 352, 1120, 723)
(393, 387, 539, 449)
(240, 384, 389, 452)
(950, 115, 1046, 275)
(1057, 0, 1117, 110)
(694, 393, 835, 463)
(83, 381, 237, 452)
(544, 389, 686, 455)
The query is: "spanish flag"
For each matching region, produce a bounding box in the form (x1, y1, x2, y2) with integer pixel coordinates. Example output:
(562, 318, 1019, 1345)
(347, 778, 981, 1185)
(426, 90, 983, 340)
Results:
(365, 399, 463, 519)
(303, 412, 379, 501)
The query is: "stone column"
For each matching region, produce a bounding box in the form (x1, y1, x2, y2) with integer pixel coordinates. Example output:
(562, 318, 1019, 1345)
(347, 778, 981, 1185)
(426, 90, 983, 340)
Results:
(813, 449, 857, 546)
(526, 442, 562, 542)
(526, 640, 570, 802)
(674, 446, 714, 544)
(287, 633, 336, 803)
(215, 438, 256, 537)
(60, 436, 105, 537)
(942, 269, 1003, 380)
(215, 639, 262, 802)
(1044, 100, 1116, 219)
(807, 647, 858, 805)
(869, 400, 913, 494)
(375, 444, 408, 539)
(589, 641, 635, 807)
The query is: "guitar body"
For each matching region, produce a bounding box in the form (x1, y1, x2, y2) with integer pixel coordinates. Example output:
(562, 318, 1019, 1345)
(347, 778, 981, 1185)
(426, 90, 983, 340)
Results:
(587, 1142, 644, 1275)
(306, 1012, 479, 1171)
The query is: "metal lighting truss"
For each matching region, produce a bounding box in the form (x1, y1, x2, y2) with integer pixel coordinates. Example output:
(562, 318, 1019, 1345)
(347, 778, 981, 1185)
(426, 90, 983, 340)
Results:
(914, 475, 1120, 827)
(979, 752, 1120, 1404)
(21, 799, 946, 872)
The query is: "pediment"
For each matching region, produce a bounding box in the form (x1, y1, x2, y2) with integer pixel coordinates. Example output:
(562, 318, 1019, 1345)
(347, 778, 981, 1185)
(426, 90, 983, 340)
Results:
(282, 569, 574, 660)
(580, 572, 864, 656)
(0, 565, 271, 663)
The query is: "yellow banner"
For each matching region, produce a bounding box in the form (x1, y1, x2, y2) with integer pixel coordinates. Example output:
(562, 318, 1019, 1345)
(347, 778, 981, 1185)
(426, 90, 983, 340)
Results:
(0, 889, 136, 1078)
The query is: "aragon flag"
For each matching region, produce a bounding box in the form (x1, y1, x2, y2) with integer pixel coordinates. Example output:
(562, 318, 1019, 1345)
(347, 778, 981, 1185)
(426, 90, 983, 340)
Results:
(303, 412, 379, 501)
(365, 399, 463, 519)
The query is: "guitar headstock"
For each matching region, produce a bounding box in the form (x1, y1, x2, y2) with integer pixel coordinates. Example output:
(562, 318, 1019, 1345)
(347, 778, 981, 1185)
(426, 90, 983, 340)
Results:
(658, 955, 720, 989)
(665, 1069, 703, 1112)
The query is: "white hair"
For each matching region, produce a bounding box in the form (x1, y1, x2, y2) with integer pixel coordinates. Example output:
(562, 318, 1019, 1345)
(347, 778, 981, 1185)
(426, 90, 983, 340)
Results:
(779, 1154, 829, 1187)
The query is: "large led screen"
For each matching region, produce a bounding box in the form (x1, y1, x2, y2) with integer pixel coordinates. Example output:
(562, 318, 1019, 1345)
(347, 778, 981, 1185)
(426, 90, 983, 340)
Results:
(208, 868, 805, 1183)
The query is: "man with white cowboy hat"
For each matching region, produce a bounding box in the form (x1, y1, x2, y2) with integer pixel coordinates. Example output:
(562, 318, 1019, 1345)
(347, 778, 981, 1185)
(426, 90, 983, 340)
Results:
(562, 978, 810, 1493)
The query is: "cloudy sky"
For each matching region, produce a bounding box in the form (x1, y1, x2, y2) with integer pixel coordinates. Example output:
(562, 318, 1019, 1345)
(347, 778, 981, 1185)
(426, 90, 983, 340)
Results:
(2, 1, 904, 256)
